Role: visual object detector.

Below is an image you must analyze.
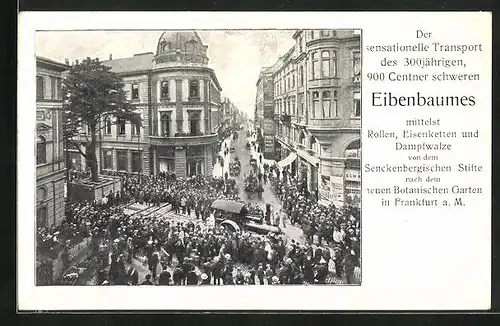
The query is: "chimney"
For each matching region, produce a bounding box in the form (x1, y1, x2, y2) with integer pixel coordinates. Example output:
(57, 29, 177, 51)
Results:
(109, 53, 113, 60)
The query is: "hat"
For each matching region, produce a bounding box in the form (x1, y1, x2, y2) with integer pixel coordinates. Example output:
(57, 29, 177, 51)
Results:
(319, 258, 327, 264)
(102, 280, 109, 285)
(148, 240, 153, 245)
(224, 254, 231, 259)
(201, 273, 208, 280)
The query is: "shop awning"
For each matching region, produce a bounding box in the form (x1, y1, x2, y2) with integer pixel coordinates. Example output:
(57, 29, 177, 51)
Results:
(277, 152, 297, 169)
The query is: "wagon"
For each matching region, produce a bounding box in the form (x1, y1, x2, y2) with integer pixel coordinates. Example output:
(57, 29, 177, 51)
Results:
(210, 199, 281, 235)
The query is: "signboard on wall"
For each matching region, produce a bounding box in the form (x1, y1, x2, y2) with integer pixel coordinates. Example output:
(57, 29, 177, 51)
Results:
(264, 120, 275, 134)
(344, 168, 361, 182)
(319, 175, 344, 206)
(264, 136, 274, 153)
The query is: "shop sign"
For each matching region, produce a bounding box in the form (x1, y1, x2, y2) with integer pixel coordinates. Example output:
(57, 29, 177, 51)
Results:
(264, 136, 274, 152)
(344, 168, 361, 182)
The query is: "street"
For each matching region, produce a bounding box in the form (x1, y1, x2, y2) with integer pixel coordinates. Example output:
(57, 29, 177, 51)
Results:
(214, 129, 306, 245)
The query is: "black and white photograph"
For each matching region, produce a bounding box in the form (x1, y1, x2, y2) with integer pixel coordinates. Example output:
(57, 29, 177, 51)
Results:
(34, 29, 361, 287)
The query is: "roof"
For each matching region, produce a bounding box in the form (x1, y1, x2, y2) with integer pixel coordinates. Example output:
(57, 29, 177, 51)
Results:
(36, 56, 70, 71)
(102, 53, 154, 74)
(211, 199, 246, 214)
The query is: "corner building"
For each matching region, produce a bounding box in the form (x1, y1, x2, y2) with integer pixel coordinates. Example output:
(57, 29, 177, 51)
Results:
(36, 57, 69, 228)
(100, 31, 223, 178)
(271, 30, 361, 207)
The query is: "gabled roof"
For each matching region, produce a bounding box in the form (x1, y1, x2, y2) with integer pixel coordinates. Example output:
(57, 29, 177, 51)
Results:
(102, 53, 154, 74)
(36, 122, 52, 132)
(36, 56, 70, 71)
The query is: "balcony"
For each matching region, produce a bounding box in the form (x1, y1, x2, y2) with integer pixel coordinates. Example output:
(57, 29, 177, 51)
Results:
(308, 118, 360, 130)
(308, 78, 340, 88)
(149, 133, 218, 147)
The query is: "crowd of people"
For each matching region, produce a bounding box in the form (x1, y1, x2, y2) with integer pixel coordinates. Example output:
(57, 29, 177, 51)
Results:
(267, 165, 361, 267)
(37, 125, 360, 286)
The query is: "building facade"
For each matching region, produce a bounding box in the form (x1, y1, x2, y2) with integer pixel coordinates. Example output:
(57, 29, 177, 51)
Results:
(70, 32, 224, 179)
(36, 57, 69, 228)
(255, 67, 276, 159)
(269, 29, 361, 207)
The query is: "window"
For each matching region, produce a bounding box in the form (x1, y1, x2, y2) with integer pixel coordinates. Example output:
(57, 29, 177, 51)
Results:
(292, 97, 296, 116)
(312, 91, 320, 118)
(132, 84, 139, 100)
(353, 51, 361, 76)
(300, 66, 304, 85)
(161, 112, 171, 137)
(354, 92, 361, 117)
(321, 51, 330, 78)
(309, 31, 315, 39)
(321, 30, 330, 37)
(37, 206, 48, 229)
(105, 118, 112, 134)
(118, 120, 126, 135)
(322, 91, 331, 118)
(298, 37, 303, 52)
(291, 71, 295, 88)
(189, 80, 199, 98)
(103, 149, 113, 169)
(117, 150, 127, 171)
(312, 52, 320, 80)
(331, 51, 337, 77)
(131, 152, 141, 173)
(132, 122, 140, 135)
(333, 90, 338, 117)
(189, 112, 200, 135)
(161, 81, 169, 99)
(36, 136, 46, 165)
(36, 76, 44, 100)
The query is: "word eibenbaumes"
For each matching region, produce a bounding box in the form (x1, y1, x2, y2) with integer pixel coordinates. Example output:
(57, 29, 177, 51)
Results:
(372, 92, 475, 107)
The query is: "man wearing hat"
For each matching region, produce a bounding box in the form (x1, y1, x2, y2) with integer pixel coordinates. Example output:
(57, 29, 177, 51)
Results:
(186, 265, 199, 285)
(342, 250, 358, 285)
(158, 264, 172, 285)
(200, 273, 210, 285)
(235, 268, 245, 285)
(127, 266, 139, 285)
(140, 274, 154, 285)
(315, 258, 328, 284)
(148, 250, 159, 280)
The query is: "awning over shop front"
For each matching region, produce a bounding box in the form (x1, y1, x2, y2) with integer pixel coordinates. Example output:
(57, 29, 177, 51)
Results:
(277, 152, 297, 169)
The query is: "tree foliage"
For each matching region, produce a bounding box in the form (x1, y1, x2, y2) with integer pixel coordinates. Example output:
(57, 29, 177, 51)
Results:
(62, 57, 142, 181)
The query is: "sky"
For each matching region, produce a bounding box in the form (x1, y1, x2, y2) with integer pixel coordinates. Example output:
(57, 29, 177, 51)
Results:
(36, 30, 296, 117)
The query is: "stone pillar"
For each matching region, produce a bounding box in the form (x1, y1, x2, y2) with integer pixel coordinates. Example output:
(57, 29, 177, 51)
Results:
(152, 148, 158, 175)
(175, 79, 183, 133)
(142, 147, 150, 175)
(112, 148, 117, 171)
(127, 150, 132, 172)
(175, 147, 186, 178)
(205, 144, 213, 177)
(203, 78, 210, 133)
